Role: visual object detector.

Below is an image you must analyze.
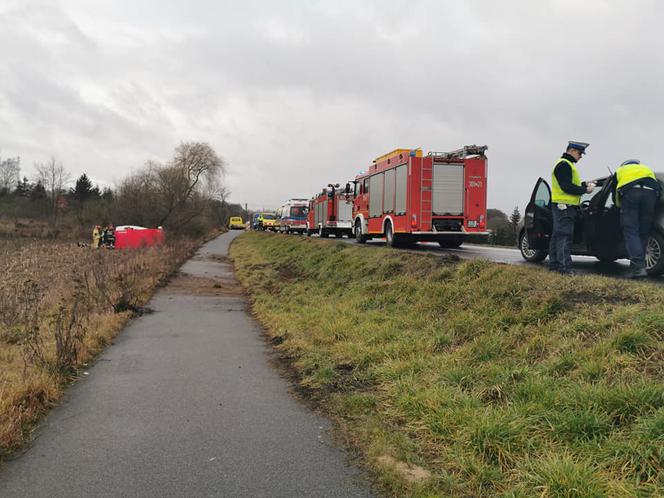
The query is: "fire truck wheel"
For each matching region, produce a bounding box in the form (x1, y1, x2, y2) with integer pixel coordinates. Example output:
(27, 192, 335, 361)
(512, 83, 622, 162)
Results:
(355, 221, 368, 244)
(438, 238, 463, 248)
(319, 227, 329, 238)
(385, 221, 401, 247)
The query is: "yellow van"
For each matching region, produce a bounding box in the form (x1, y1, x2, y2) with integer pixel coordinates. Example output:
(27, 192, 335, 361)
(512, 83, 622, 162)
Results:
(228, 217, 244, 230)
(259, 212, 276, 230)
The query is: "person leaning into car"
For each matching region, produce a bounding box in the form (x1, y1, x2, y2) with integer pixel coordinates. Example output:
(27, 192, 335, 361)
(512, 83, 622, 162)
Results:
(549, 141, 596, 275)
(615, 159, 661, 279)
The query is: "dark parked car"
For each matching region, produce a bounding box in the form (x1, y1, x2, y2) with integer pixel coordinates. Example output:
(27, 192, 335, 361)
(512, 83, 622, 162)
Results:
(518, 173, 664, 275)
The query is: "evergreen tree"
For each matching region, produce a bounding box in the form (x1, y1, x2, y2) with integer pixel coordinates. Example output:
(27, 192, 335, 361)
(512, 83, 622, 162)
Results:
(30, 181, 47, 201)
(101, 187, 114, 201)
(509, 206, 521, 235)
(71, 173, 97, 202)
(14, 177, 31, 197)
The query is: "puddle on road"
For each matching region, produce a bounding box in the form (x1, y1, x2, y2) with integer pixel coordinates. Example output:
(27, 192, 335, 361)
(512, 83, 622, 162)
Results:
(164, 273, 244, 296)
(192, 253, 231, 264)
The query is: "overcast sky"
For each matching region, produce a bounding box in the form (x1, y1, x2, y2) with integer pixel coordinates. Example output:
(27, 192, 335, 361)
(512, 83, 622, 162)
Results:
(1, 0, 663, 212)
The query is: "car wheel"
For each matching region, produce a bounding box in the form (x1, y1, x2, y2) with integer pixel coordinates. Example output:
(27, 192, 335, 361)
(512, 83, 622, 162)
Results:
(646, 231, 664, 275)
(519, 230, 548, 263)
(355, 220, 368, 244)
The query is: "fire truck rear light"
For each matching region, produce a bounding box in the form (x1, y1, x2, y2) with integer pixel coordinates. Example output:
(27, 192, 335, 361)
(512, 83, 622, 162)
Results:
(411, 214, 417, 228)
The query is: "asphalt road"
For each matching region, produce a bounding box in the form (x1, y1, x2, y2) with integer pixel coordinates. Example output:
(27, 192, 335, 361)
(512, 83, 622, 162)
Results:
(315, 234, 664, 282)
(0, 231, 374, 498)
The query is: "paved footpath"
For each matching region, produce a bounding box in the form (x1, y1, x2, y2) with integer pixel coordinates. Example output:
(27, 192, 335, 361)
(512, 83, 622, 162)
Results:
(0, 231, 374, 498)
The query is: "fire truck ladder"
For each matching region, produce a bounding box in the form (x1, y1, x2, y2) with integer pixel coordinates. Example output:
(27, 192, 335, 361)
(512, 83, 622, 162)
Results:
(427, 145, 488, 160)
(420, 157, 433, 231)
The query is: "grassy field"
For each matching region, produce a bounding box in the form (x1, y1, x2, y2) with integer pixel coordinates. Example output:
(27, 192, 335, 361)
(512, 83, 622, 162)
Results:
(230, 232, 664, 498)
(0, 236, 202, 461)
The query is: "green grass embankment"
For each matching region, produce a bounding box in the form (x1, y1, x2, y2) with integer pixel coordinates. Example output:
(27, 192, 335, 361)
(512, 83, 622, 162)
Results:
(230, 232, 664, 498)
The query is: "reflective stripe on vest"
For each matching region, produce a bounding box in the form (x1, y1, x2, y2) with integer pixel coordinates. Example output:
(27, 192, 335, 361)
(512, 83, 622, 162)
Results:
(551, 158, 581, 205)
(616, 163, 656, 191)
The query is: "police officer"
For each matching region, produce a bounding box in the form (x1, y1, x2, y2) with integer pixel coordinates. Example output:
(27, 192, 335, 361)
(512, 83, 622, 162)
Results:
(549, 141, 596, 274)
(615, 159, 661, 278)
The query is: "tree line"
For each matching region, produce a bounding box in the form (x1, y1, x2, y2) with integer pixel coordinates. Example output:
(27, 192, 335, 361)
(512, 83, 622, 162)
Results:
(465, 207, 522, 246)
(0, 142, 247, 239)
(486, 207, 521, 246)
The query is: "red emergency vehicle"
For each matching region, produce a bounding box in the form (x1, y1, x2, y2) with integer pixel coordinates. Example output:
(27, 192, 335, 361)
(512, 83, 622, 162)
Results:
(276, 199, 309, 234)
(306, 183, 354, 238)
(352, 146, 489, 247)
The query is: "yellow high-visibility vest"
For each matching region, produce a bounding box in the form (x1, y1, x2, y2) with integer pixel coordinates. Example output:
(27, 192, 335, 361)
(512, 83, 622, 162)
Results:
(616, 163, 656, 191)
(551, 158, 582, 205)
(615, 163, 657, 207)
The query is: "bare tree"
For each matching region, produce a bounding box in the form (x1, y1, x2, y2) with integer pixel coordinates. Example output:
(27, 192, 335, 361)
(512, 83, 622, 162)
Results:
(115, 166, 162, 227)
(156, 142, 225, 226)
(114, 142, 226, 235)
(0, 155, 20, 194)
(34, 157, 71, 212)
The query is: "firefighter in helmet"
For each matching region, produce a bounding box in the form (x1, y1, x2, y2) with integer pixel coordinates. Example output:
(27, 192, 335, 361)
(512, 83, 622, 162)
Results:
(105, 224, 116, 249)
(92, 225, 101, 248)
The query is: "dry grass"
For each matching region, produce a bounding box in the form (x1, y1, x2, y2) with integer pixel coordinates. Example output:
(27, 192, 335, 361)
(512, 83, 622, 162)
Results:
(231, 232, 664, 498)
(0, 237, 199, 460)
(0, 217, 84, 240)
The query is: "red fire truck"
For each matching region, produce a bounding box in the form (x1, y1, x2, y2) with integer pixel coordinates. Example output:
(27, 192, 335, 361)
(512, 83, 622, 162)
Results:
(306, 183, 354, 238)
(352, 146, 489, 247)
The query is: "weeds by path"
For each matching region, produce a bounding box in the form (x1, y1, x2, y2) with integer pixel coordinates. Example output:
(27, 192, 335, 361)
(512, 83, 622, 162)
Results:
(0, 238, 198, 461)
(231, 232, 664, 498)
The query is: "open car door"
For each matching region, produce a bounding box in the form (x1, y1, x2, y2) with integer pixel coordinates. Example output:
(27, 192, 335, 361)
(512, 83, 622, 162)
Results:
(524, 178, 552, 250)
(583, 176, 626, 261)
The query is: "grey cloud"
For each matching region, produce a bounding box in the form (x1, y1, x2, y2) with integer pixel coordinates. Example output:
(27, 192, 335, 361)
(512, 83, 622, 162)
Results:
(1, 0, 663, 212)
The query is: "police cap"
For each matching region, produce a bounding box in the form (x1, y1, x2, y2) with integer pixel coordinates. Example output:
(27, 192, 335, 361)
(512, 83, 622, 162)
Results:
(567, 141, 590, 154)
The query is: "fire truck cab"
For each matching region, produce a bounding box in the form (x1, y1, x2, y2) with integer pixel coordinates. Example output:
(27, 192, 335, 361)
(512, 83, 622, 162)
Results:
(276, 199, 309, 234)
(306, 183, 354, 238)
(353, 146, 489, 247)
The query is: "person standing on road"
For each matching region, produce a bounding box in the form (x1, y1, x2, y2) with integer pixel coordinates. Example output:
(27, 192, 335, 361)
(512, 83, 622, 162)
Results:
(549, 141, 596, 275)
(615, 159, 661, 278)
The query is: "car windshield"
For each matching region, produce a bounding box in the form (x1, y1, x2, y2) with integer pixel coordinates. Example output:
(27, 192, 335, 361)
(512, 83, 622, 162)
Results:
(290, 206, 306, 217)
(262, 213, 275, 220)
